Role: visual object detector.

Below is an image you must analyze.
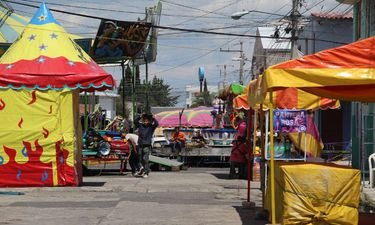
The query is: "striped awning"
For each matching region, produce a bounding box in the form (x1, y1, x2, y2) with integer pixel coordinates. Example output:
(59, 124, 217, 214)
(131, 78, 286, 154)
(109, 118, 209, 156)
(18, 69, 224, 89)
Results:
(246, 76, 340, 110)
(0, 6, 80, 43)
(0, 7, 29, 43)
(259, 36, 375, 102)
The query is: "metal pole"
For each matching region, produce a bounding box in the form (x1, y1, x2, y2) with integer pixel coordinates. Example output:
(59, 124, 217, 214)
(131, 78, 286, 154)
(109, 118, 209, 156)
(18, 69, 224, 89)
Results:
(224, 65, 227, 87)
(247, 108, 253, 202)
(121, 60, 126, 119)
(91, 91, 95, 113)
(132, 60, 136, 126)
(259, 104, 266, 207)
(290, 0, 301, 59)
(269, 91, 276, 224)
(145, 57, 149, 113)
(84, 91, 88, 132)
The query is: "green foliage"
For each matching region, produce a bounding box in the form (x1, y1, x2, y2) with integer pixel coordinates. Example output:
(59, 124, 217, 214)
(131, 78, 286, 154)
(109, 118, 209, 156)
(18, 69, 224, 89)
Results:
(191, 78, 213, 107)
(116, 67, 178, 118)
(137, 76, 179, 108)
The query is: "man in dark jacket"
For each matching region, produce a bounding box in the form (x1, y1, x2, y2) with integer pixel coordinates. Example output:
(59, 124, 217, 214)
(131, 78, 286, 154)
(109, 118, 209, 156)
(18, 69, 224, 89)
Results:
(134, 113, 158, 178)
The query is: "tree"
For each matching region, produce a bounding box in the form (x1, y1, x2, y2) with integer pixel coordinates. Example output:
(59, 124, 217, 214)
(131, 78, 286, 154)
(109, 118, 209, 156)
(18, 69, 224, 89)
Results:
(116, 72, 178, 119)
(191, 79, 213, 107)
(136, 76, 178, 108)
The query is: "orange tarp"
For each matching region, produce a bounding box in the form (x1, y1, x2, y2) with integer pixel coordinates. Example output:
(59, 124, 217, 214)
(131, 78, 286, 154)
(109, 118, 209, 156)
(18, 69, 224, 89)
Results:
(260, 36, 375, 102)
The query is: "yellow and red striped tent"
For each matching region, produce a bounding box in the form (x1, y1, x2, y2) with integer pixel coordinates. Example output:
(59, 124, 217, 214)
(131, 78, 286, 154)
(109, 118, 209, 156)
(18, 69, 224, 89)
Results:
(247, 75, 340, 110)
(259, 36, 375, 102)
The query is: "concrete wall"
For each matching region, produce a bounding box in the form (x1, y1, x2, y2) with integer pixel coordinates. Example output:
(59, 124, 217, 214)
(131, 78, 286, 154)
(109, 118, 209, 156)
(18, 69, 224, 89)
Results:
(298, 16, 353, 146)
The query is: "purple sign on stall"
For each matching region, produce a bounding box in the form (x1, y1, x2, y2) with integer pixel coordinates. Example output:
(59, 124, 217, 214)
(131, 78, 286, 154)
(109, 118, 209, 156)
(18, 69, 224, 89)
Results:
(273, 110, 307, 133)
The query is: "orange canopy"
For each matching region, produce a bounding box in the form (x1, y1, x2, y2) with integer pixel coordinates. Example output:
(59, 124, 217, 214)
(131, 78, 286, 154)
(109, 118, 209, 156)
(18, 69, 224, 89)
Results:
(259, 36, 375, 102)
(233, 94, 249, 110)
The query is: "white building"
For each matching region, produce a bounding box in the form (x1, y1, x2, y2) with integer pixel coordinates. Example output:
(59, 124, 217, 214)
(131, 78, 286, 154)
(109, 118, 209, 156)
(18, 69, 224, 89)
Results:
(79, 90, 119, 120)
(185, 85, 218, 108)
(251, 26, 303, 78)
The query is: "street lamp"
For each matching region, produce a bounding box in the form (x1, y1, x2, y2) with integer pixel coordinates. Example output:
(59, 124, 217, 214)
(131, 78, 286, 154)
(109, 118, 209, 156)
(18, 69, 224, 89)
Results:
(231, 10, 285, 20)
(198, 67, 205, 93)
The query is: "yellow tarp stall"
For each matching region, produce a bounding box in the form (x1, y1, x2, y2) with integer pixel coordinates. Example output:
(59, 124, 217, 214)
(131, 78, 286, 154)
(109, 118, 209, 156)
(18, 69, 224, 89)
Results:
(265, 162, 360, 225)
(0, 89, 82, 186)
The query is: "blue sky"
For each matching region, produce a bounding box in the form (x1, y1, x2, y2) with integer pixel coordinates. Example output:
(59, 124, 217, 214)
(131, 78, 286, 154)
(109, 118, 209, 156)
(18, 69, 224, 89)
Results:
(7, 0, 347, 105)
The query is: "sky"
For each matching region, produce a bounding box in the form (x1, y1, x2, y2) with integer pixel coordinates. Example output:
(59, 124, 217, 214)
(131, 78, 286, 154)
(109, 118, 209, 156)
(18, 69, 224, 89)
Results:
(5, 0, 350, 106)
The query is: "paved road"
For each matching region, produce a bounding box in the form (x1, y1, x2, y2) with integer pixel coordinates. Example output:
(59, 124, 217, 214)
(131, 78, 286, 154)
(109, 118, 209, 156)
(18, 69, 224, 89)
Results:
(0, 167, 266, 225)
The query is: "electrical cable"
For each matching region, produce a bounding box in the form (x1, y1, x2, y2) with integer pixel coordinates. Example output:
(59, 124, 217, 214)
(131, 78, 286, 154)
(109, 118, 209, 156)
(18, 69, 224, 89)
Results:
(169, 0, 240, 27)
(160, 0, 228, 17)
(15, 0, 238, 20)
(5, 0, 349, 45)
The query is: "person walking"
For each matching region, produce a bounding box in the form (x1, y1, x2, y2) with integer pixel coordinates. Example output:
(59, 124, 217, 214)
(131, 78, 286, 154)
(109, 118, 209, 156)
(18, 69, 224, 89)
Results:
(134, 113, 158, 178)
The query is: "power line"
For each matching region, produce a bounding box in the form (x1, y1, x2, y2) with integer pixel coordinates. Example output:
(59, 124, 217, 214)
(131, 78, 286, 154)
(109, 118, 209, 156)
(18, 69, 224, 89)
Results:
(12, 0, 237, 20)
(169, 0, 240, 27)
(5, 0, 348, 45)
(160, 0, 228, 17)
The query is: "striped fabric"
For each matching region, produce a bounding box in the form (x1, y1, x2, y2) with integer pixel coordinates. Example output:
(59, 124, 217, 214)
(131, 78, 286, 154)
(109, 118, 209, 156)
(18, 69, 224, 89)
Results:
(0, 7, 29, 43)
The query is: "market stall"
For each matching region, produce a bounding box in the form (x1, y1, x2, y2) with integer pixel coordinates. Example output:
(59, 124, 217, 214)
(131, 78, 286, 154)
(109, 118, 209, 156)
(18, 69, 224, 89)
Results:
(250, 36, 375, 224)
(0, 3, 114, 187)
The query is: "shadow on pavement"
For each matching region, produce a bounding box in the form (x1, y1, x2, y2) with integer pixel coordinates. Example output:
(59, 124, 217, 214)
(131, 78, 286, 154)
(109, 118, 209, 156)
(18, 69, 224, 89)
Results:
(233, 206, 268, 225)
(210, 172, 231, 180)
(83, 168, 129, 177)
(81, 181, 106, 187)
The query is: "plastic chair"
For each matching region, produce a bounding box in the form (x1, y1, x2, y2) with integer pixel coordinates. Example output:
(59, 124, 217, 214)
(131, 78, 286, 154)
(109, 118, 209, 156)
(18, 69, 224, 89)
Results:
(369, 153, 375, 188)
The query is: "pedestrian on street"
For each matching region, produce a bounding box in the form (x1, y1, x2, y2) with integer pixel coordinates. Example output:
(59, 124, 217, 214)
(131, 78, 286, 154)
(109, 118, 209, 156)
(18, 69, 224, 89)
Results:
(134, 113, 158, 178)
(125, 128, 143, 176)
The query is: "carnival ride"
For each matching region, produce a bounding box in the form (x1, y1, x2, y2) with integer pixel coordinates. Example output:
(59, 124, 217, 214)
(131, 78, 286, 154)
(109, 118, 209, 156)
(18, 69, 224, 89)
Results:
(82, 129, 132, 174)
(153, 107, 238, 166)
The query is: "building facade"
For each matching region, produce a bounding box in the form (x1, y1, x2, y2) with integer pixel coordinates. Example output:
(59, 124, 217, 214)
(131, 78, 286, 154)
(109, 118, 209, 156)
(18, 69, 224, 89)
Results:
(337, 0, 375, 169)
(298, 12, 353, 152)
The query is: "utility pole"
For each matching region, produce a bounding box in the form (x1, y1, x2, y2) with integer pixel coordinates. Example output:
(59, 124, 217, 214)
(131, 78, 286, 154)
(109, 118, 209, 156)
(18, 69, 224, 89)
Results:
(216, 64, 234, 89)
(239, 42, 244, 84)
(290, 0, 301, 59)
(220, 42, 245, 84)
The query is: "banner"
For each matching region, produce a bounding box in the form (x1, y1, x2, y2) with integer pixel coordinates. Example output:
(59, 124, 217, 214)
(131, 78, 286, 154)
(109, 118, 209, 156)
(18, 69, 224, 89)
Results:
(273, 110, 307, 133)
(92, 19, 151, 60)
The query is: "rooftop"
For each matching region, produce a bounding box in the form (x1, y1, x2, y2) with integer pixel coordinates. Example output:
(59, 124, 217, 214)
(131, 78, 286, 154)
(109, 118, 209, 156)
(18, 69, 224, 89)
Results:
(311, 12, 353, 20)
(257, 26, 291, 51)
